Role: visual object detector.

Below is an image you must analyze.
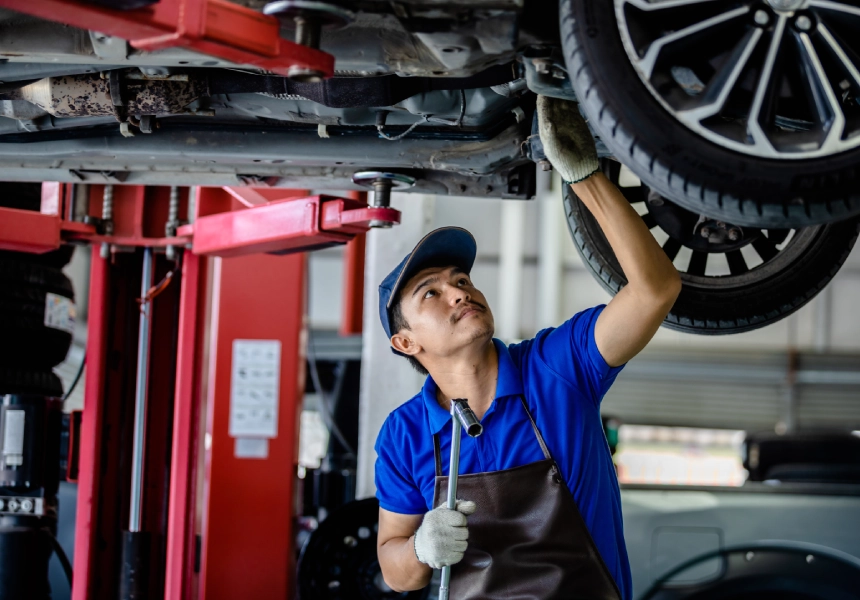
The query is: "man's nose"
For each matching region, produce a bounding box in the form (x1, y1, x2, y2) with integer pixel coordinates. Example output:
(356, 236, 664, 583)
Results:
(447, 285, 470, 304)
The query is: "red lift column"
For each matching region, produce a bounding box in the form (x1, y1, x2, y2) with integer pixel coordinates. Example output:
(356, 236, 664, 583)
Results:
(199, 251, 306, 600)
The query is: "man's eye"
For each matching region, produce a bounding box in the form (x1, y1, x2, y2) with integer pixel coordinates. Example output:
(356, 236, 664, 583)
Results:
(424, 290, 436, 299)
(458, 278, 469, 286)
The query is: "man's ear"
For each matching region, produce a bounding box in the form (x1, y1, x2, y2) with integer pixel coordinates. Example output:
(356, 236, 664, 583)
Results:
(391, 331, 422, 357)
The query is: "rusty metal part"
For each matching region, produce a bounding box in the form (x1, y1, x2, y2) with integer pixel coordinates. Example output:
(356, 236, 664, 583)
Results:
(0, 73, 207, 118)
(9, 75, 116, 117)
(124, 79, 207, 116)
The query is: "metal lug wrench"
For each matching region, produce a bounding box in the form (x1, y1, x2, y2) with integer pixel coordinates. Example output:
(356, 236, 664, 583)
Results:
(439, 398, 483, 600)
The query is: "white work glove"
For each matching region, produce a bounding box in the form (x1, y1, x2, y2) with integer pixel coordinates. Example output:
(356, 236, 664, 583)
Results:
(413, 499, 477, 569)
(536, 95, 599, 184)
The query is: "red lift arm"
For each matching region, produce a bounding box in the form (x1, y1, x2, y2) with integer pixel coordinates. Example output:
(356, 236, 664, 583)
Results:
(0, 0, 334, 79)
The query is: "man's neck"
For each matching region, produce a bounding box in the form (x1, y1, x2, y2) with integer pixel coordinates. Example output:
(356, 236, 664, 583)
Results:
(429, 340, 499, 421)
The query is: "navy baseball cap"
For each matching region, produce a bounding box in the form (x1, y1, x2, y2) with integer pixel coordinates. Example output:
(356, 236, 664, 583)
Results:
(379, 226, 477, 340)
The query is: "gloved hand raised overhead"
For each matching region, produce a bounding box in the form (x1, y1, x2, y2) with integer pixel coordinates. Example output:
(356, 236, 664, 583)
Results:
(536, 95, 599, 184)
(413, 499, 477, 569)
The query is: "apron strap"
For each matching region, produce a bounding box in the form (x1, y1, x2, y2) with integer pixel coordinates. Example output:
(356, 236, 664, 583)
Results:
(432, 397, 555, 475)
(518, 397, 554, 463)
(433, 432, 443, 477)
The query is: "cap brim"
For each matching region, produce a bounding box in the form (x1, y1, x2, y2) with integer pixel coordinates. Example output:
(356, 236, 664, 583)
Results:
(386, 227, 477, 311)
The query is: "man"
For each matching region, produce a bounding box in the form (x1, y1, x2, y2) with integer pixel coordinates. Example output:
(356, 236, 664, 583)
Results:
(373, 96, 682, 599)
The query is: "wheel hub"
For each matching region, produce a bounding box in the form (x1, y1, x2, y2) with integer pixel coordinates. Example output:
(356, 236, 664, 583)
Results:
(646, 192, 757, 254)
(614, 0, 860, 159)
(767, 0, 808, 12)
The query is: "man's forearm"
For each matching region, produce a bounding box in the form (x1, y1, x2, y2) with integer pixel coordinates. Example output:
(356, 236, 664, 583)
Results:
(379, 535, 433, 591)
(571, 172, 680, 299)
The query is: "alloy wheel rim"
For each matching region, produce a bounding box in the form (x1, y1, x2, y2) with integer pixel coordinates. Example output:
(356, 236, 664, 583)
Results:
(614, 0, 860, 159)
(606, 161, 820, 288)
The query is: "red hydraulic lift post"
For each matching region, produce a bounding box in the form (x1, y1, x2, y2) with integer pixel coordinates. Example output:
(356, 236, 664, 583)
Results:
(71, 248, 111, 600)
(164, 250, 209, 600)
(341, 191, 368, 336)
(198, 187, 310, 600)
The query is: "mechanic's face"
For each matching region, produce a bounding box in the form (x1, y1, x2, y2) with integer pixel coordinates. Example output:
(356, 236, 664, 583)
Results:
(391, 265, 494, 361)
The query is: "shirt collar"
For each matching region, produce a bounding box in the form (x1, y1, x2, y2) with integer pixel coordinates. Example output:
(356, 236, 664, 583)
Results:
(422, 339, 525, 434)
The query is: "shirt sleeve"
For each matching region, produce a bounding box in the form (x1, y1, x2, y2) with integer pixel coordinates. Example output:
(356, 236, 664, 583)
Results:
(533, 305, 625, 406)
(374, 416, 427, 515)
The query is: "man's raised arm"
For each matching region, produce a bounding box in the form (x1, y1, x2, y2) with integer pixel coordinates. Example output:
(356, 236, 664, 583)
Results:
(537, 96, 681, 367)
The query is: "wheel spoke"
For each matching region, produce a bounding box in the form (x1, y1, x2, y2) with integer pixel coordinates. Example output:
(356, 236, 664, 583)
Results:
(809, 0, 860, 18)
(687, 250, 708, 276)
(767, 228, 791, 245)
(747, 14, 788, 154)
(817, 23, 860, 92)
(623, 0, 728, 10)
(616, 0, 860, 158)
(725, 249, 749, 275)
(752, 235, 779, 262)
(796, 30, 846, 152)
(662, 237, 682, 261)
(637, 6, 751, 80)
(680, 27, 764, 122)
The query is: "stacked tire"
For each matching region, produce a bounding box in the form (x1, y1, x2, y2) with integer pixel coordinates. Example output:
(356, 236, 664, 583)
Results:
(0, 245, 74, 600)
(0, 246, 75, 396)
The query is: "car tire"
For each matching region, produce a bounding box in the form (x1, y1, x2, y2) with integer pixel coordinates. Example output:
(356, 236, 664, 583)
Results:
(0, 256, 75, 369)
(0, 367, 64, 397)
(0, 246, 76, 270)
(565, 160, 860, 335)
(559, 0, 860, 228)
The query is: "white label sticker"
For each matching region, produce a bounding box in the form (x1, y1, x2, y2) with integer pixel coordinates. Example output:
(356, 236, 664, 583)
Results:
(44, 293, 76, 334)
(229, 340, 280, 438)
(3, 410, 25, 466)
(235, 437, 269, 459)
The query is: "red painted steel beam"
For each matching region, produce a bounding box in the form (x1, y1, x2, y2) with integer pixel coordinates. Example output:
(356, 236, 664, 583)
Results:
(191, 194, 399, 257)
(0, 207, 61, 254)
(0, 0, 334, 78)
(164, 251, 209, 600)
(340, 191, 367, 336)
(71, 249, 110, 600)
(200, 252, 306, 600)
(191, 195, 346, 257)
(219, 187, 308, 207)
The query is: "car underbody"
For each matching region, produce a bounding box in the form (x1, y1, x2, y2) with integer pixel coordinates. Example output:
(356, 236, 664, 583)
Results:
(0, 3, 564, 194)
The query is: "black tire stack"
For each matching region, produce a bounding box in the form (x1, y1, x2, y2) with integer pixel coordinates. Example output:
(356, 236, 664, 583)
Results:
(0, 247, 75, 396)
(0, 245, 75, 600)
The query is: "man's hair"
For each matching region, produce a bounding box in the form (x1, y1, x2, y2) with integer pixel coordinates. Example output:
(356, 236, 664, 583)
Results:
(390, 295, 429, 376)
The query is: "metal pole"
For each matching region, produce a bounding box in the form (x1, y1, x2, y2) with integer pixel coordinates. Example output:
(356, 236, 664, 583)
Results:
(439, 399, 482, 600)
(166, 186, 180, 261)
(439, 408, 462, 600)
(100, 184, 114, 259)
(129, 247, 154, 532)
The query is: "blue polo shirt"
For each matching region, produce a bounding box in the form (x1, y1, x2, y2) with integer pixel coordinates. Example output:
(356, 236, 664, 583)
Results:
(374, 305, 632, 599)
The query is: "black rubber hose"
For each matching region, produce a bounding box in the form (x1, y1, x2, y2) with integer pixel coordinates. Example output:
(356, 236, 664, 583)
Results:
(48, 530, 72, 588)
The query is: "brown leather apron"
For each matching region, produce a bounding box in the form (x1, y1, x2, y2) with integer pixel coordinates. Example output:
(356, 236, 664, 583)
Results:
(432, 397, 622, 600)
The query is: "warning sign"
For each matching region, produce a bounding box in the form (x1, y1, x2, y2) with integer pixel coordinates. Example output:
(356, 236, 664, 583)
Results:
(229, 340, 281, 438)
